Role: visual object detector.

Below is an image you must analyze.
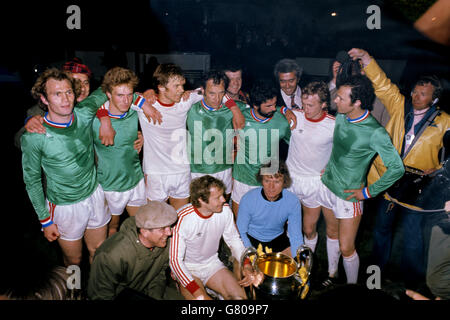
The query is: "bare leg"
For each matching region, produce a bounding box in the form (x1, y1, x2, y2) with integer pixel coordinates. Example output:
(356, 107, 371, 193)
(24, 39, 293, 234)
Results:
(126, 205, 140, 216)
(178, 277, 212, 300)
(338, 215, 362, 283)
(302, 205, 321, 239)
(232, 200, 239, 220)
(281, 246, 292, 257)
(57, 238, 83, 266)
(108, 215, 120, 237)
(84, 225, 108, 264)
(206, 268, 247, 300)
(322, 207, 339, 239)
(168, 197, 190, 211)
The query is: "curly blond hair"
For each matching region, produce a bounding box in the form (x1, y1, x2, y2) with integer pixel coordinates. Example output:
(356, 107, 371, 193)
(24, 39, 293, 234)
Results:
(101, 67, 139, 93)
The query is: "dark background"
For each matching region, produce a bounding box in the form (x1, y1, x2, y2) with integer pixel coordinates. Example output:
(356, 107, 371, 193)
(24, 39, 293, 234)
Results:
(1, 0, 448, 302)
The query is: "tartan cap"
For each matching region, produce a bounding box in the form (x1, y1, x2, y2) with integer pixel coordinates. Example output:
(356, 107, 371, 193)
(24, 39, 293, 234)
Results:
(62, 58, 92, 78)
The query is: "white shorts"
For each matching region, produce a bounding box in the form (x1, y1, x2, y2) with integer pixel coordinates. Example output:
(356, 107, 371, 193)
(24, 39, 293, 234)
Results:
(231, 179, 259, 204)
(316, 180, 364, 219)
(184, 257, 227, 285)
(191, 168, 232, 194)
(104, 178, 147, 215)
(288, 175, 322, 208)
(146, 172, 191, 202)
(46, 184, 110, 241)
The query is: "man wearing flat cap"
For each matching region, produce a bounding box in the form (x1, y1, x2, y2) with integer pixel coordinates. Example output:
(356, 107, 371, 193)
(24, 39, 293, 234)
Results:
(87, 201, 184, 300)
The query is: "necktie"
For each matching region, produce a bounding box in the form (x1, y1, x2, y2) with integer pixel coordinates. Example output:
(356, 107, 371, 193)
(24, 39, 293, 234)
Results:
(291, 94, 300, 110)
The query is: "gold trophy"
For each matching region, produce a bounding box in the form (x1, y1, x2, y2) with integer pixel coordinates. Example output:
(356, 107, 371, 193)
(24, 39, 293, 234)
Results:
(240, 244, 313, 300)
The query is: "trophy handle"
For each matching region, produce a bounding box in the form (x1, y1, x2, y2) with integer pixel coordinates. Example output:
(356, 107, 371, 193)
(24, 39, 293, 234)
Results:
(240, 246, 259, 300)
(240, 246, 259, 273)
(295, 245, 314, 299)
(296, 245, 313, 278)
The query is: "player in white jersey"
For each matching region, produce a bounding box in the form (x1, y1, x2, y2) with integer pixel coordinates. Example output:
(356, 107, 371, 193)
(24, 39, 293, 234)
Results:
(169, 176, 257, 300)
(286, 82, 340, 283)
(138, 64, 244, 211)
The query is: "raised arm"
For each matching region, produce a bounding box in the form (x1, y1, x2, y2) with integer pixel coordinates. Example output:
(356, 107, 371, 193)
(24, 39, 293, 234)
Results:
(348, 48, 405, 117)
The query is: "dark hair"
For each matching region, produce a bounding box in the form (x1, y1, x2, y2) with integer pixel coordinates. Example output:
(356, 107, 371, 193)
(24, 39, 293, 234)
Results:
(152, 63, 184, 91)
(256, 161, 292, 188)
(338, 75, 375, 110)
(273, 58, 303, 80)
(201, 70, 229, 91)
(302, 81, 330, 108)
(336, 59, 362, 89)
(249, 79, 278, 108)
(31, 68, 80, 109)
(413, 75, 442, 101)
(223, 60, 243, 73)
(190, 175, 226, 208)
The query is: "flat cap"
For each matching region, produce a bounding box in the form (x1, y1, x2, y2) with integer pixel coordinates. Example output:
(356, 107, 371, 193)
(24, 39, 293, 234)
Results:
(135, 201, 177, 229)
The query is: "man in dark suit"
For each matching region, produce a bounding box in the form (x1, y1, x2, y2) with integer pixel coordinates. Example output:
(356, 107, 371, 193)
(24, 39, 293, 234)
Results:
(273, 58, 303, 110)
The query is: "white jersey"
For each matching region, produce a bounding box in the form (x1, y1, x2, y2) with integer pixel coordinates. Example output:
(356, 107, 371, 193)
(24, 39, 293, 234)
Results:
(138, 93, 201, 175)
(286, 110, 335, 177)
(169, 203, 246, 290)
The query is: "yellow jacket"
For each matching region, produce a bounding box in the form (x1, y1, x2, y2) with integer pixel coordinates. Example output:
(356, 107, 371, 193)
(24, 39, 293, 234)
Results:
(365, 58, 450, 187)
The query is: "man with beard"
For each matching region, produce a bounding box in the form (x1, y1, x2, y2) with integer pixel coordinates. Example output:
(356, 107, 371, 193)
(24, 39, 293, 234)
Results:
(231, 79, 291, 218)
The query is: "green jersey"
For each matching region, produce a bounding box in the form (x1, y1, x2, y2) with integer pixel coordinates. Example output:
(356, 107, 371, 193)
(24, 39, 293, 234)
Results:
(92, 104, 144, 192)
(321, 111, 404, 202)
(21, 88, 107, 225)
(232, 108, 291, 186)
(187, 100, 247, 174)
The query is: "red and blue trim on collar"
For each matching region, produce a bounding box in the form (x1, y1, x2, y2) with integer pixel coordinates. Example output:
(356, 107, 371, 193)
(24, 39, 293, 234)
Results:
(347, 110, 370, 123)
(201, 99, 223, 111)
(43, 112, 74, 128)
(250, 108, 272, 123)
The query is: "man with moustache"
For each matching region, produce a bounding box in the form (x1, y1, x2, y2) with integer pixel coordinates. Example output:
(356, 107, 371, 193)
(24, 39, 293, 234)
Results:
(87, 201, 184, 300)
(231, 79, 291, 218)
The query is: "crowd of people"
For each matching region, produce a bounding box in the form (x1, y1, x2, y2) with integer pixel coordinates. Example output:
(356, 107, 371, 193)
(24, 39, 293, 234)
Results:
(7, 47, 450, 301)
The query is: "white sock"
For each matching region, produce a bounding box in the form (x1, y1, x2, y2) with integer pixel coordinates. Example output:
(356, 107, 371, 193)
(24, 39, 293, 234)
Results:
(343, 251, 359, 284)
(304, 233, 318, 252)
(326, 236, 341, 278)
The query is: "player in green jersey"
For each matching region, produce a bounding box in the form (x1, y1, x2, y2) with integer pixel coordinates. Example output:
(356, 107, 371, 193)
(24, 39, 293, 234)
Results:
(317, 75, 404, 286)
(187, 70, 248, 200)
(93, 67, 147, 236)
(21, 69, 111, 266)
(231, 79, 291, 218)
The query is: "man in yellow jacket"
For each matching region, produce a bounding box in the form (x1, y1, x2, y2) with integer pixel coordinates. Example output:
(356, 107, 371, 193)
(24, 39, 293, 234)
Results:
(348, 48, 450, 289)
